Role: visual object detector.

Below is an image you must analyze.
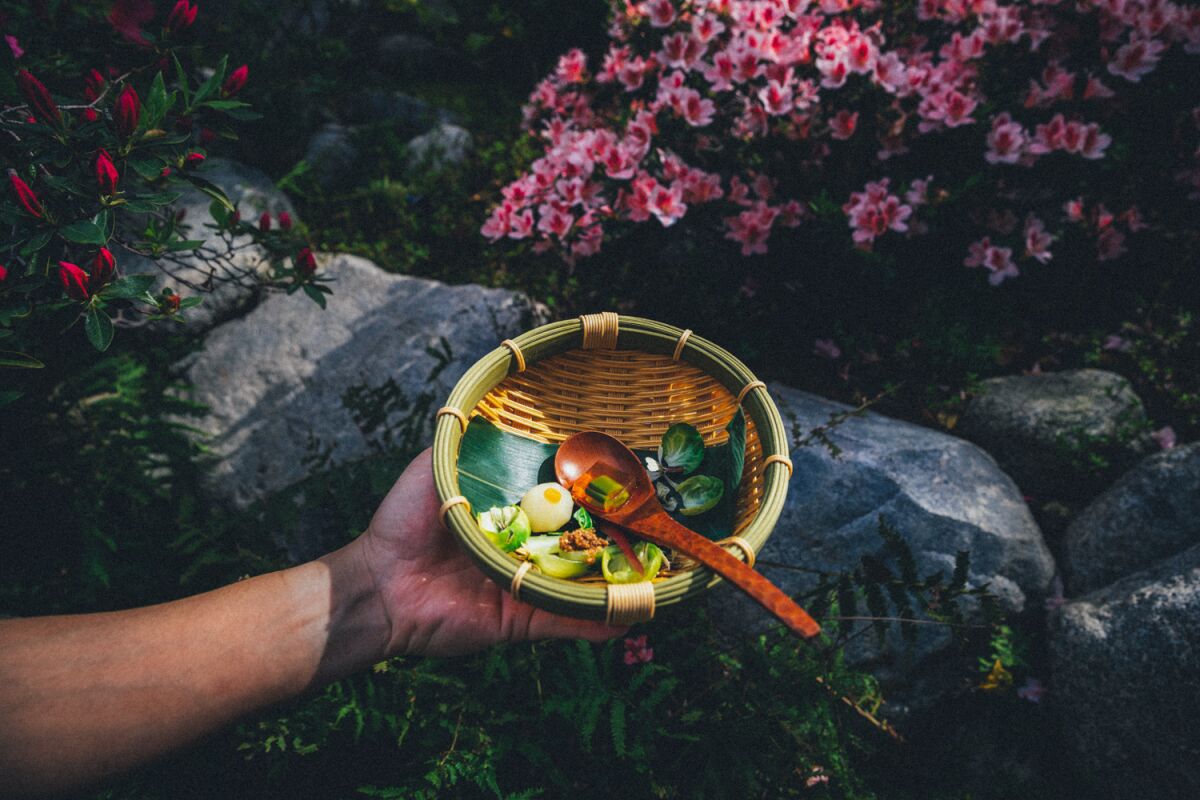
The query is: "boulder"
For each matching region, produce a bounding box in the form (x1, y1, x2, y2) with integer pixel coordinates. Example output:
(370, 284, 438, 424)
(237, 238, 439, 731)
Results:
(375, 33, 464, 79)
(304, 123, 361, 192)
(1065, 442, 1200, 594)
(1050, 544, 1200, 799)
(957, 369, 1148, 498)
(340, 90, 445, 135)
(709, 386, 1056, 711)
(405, 123, 472, 175)
(182, 254, 545, 509)
(122, 158, 295, 330)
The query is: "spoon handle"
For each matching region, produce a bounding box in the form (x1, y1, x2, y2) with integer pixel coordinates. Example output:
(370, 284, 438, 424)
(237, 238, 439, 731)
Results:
(628, 509, 821, 639)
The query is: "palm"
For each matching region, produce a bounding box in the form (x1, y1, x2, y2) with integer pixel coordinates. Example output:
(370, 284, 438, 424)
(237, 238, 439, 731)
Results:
(360, 449, 622, 658)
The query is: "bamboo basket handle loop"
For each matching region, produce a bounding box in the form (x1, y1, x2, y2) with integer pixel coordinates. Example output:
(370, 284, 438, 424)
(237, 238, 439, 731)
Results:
(510, 560, 534, 601)
(717, 536, 757, 569)
(606, 581, 656, 625)
(580, 312, 620, 350)
(763, 454, 793, 477)
(736, 380, 767, 405)
(672, 329, 693, 362)
(500, 339, 527, 373)
(438, 495, 470, 528)
(436, 406, 469, 434)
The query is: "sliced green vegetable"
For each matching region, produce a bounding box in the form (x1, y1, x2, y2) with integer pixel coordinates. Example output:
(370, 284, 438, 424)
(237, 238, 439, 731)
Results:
(522, 535, 562, 556)
(529, 550, 592, 579)
(676, 474, 724, 517)
(584, 474, 630, 512)
(601, 542, 664, 584)
(476, 505, 531, 553)
(658, 422, 705, 475)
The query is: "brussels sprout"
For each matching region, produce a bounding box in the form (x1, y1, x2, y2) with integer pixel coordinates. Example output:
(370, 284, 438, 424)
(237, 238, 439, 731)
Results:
(658, 422, 705, 475)
(676, 474, 724, 517)
(476, 505, 531, 552)
(601, 542, 664, 583)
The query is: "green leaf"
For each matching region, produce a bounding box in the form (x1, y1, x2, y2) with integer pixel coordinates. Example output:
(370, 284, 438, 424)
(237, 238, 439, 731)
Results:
(203, 99, 250, 110)
(0, 390, 23, 406)
(59, 220, 107, 245)
(179, 296, 203, 309)
(128, 158, 165, 181)
(0, 350, 44, 369)
(220, 107, 263, 121)
(173, 54, 191, 106)
(193, 55, 227, 107)
(101, 274, 157, 300)
(676, 474, 724, 516)
(143, 71, 172, 130)
(84, 307, 115, 351)
(181, 175, 235, 213)
(659, 422, 705, 475)
(166, 239, 205, 252)
(20, 230, 54, 257)
(302, 283, 328, 308)
(456, 418, 559, 514)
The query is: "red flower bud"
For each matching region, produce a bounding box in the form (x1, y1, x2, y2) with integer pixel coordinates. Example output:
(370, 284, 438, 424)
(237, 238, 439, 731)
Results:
(17, 70, 61, 127)
(160, 166, 172, 178)
(0, 264, 8, 282)
(184, 152, 206, 168)
(258, 211, 271, 232)
(91, 248, 116, 287)
(199, 127, 216, 146)
(96, 149, 119, 195)
(59, 261, 90, 301)
(296, 246, 317, 277)
(165, 292, 181, 312)
(81, 108, 100, 123)
(222, 64, 248, 97)
(84, 69, 105, 102)
(278, 211, 293, 231)
(229, 209, 241, 226)
(114, 85, 141, 139)
(9, 173, 44, 219)
(165, 0, 197, 35)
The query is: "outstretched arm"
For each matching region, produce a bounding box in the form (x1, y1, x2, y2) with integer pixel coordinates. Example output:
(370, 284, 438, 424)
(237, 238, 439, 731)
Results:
(0, 449, 621, 796)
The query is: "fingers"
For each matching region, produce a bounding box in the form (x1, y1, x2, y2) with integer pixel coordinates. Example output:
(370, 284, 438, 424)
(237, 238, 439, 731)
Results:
(524, 608, 629, 644)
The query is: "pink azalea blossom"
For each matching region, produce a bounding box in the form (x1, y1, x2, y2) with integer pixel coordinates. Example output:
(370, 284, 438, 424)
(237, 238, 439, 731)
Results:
(829, 109, 858, 139)
(813, 338, 842, 360)
(5, 34, 23, 60)
(1151, 425, 1177, 450)
(1096, 226, 1127, 261)
(1108, 37, 1167, 82)
(622, 634, 654, 665)
(985, 113, 1028, 164)
(1023, 215, 1054, 263)
(965, 237, 1019, 285)
(1102, 333, 1133, 352)
(646, 0, 676, 29)
(843, 178, 913, 248)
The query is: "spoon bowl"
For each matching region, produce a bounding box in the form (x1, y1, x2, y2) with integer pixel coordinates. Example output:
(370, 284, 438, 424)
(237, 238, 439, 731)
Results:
(555, 430, 821, 639)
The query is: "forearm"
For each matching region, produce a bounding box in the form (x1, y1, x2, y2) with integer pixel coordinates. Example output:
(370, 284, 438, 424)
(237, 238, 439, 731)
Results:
(0, 539, 389, 796)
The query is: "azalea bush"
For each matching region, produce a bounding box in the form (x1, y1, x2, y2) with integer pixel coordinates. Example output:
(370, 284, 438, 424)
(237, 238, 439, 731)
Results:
(482, 0, 1200, 286)
(0, 0, 320, 380)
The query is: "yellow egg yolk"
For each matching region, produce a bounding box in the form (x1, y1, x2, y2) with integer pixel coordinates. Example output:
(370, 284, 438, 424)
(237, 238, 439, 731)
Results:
(543, 487, 562, 504)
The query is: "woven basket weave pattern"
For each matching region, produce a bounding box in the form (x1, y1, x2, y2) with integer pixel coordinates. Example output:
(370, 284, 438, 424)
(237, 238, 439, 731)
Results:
(473, 349, 765, 535)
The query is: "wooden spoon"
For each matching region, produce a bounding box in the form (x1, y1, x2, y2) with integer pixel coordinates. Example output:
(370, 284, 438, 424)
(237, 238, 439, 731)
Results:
(555, 431, 821, 639)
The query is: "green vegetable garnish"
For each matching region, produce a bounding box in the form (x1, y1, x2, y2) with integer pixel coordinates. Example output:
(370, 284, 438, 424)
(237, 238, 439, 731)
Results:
(601, 542, 663, 584)
(676, 474, 724, 516)
(583, 474, 630, 511)
(573, 506, 593, 530)
(476, 505, 531, 553)
(529, 550, 592, 579)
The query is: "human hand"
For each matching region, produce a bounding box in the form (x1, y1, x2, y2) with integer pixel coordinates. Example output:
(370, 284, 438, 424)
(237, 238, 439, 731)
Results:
(355, 449, 626, 658)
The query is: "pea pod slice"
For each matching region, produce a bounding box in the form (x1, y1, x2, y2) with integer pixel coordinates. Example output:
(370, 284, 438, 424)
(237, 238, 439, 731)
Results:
(601, 542, 664, 584)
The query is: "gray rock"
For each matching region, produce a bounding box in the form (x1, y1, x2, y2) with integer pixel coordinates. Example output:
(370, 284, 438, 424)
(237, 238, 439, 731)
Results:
(1050, 544, 1200, 799)
(405, 123, 472, 175)
(709, 386, 1056, 711)
(957, 369, 1148, 498)
(376, 33, 463, 78)
(183, 254, 544, 508)
(122, 158, 295, 330)
(304, 123, 361, 191)
(1065, 442, 1200, 594)
(341, 90, 443, 136)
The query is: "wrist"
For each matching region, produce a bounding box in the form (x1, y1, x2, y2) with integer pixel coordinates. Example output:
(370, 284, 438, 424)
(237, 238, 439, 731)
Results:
(308, 538, 394, 685)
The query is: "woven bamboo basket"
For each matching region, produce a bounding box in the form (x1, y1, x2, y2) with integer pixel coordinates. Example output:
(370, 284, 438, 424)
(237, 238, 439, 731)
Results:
(432, 312, 792, 625)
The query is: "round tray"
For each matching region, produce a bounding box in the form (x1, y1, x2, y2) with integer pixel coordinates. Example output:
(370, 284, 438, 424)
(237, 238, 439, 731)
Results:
(432, 313, 792, 624)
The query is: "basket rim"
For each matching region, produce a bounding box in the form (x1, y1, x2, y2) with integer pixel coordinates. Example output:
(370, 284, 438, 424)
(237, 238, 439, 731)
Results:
(432, 314, 791, 622)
